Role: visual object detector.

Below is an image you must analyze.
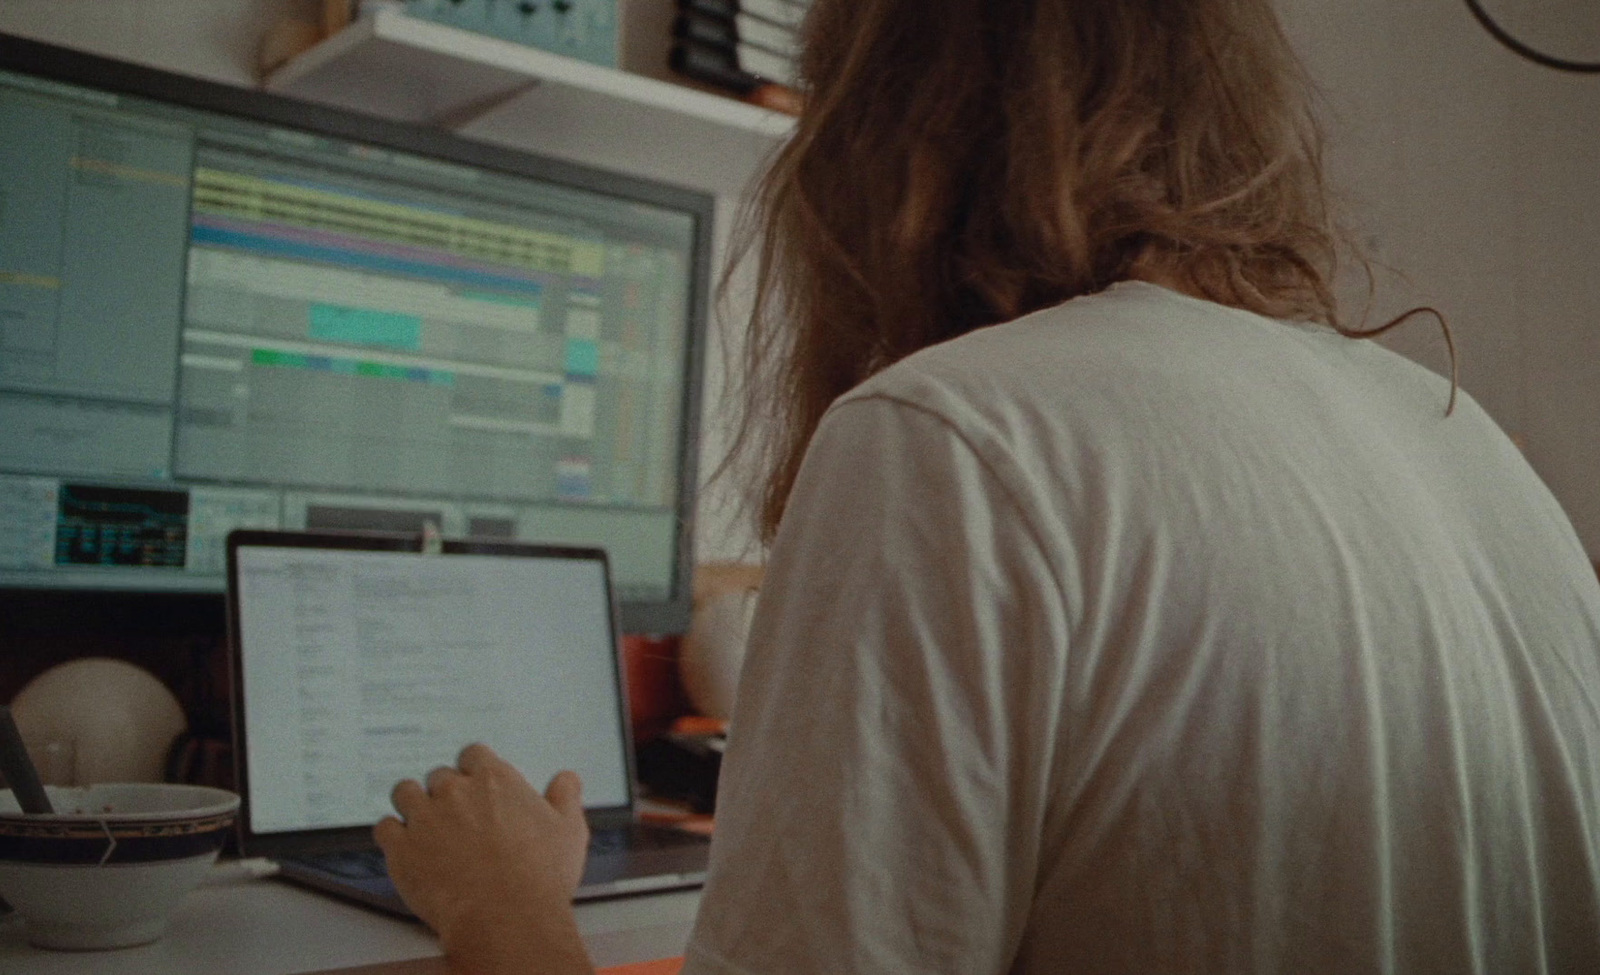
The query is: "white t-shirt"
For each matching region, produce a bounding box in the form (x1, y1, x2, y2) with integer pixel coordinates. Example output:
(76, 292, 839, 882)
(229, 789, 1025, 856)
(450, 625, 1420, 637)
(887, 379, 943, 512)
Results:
(682, 281, 1600, 974)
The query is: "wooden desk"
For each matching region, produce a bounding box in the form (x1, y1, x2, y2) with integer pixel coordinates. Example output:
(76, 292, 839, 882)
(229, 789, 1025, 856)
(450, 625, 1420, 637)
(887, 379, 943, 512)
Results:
(0, 871, 700, 975)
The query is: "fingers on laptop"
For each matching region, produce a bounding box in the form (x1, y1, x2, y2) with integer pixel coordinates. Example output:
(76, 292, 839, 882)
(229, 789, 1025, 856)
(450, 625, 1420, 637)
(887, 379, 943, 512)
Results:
(545, 769, 583, 815)
(390, 778, 427, 820)
(373, 814, 403, 849)
(456, 741, 499, 774)
(425, 765, 459, 795)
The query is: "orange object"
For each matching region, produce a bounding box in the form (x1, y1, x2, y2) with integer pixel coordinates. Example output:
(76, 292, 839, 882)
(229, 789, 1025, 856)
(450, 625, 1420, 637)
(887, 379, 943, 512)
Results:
(670, 715, 728, 737)
(600, 958, 685, 975)
(622, 634, 687, 742)
(639, 811, 715, 837)
(746, 83, 804, 116)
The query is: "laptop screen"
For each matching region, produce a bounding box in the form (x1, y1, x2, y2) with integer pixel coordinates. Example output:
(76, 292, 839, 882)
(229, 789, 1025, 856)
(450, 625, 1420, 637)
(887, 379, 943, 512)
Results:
(231, 540, 633, 836)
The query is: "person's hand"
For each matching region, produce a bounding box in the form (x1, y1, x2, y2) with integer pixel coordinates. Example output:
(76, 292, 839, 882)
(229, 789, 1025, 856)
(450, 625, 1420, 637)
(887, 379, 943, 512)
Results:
(374, 743, 595, 975)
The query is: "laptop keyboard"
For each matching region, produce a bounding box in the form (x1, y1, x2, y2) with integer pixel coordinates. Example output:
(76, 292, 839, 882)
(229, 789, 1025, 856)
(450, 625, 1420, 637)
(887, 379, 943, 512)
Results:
(315, 849, 389, 879)
(589, 823, 708, 854)
(308, 824, 704, 879)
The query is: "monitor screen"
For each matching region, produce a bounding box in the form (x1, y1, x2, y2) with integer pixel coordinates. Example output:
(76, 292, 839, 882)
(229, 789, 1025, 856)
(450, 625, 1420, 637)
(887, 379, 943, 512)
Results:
(0, 34, 711, 633)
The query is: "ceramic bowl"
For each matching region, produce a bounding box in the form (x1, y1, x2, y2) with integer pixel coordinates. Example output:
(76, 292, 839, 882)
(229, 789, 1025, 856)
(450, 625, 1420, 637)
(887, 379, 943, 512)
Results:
(0, 783, 239, 950)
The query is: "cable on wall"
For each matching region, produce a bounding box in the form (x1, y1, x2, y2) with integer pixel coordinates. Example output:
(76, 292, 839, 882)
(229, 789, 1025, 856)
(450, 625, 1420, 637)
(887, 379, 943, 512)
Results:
(1464, 0, 1600, 73)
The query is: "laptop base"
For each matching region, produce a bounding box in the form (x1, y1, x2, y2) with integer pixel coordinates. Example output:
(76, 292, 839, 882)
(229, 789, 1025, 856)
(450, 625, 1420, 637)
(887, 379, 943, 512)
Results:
(277, 823, 710, 918)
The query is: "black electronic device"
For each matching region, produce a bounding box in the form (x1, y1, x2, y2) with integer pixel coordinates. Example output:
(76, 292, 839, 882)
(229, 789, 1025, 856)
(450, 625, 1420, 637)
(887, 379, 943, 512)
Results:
(224, 529, 710, 911)
(0, 31, 713, 635)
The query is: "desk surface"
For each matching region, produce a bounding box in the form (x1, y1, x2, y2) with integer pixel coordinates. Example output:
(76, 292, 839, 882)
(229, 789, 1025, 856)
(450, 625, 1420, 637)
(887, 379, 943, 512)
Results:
(0, 870, 701, 975)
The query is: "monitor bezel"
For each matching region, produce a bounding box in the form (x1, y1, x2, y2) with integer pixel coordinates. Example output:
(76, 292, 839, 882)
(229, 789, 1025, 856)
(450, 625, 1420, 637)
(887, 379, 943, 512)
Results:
(0, 31, 712, 635)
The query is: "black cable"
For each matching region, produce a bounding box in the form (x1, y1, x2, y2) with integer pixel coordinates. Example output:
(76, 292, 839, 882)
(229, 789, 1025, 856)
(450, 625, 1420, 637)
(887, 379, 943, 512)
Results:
(1464, 0, 1600, 73)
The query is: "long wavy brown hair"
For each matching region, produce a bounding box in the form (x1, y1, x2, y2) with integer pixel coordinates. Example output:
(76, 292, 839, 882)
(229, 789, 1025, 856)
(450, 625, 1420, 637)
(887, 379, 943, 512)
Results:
(727, 0, 1429, 543)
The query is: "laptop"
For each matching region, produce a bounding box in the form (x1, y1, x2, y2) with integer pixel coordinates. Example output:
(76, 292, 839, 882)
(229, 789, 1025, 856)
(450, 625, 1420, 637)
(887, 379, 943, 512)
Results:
(224, 529, 711, 916)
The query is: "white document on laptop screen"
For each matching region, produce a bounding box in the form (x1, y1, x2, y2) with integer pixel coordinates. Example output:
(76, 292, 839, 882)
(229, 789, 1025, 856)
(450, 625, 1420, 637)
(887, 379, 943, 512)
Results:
(235, 547, 632, 834)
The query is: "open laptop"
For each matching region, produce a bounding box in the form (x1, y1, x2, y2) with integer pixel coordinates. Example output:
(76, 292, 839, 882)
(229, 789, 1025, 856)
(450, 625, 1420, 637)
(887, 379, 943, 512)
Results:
(224, 529, 710, 916)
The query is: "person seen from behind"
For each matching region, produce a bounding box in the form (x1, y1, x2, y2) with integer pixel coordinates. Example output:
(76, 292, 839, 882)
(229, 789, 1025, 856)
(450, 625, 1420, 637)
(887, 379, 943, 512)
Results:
(374, 1, 1600, 972)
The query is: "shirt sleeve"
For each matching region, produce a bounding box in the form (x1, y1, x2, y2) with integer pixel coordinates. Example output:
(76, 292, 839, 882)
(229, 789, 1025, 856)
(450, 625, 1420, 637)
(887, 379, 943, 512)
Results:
(681, 393, 1071, 975)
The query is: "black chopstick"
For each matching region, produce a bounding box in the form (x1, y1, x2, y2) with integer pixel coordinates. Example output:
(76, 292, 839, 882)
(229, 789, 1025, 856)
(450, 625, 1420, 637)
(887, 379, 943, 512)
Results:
(0, 705, 53, 814)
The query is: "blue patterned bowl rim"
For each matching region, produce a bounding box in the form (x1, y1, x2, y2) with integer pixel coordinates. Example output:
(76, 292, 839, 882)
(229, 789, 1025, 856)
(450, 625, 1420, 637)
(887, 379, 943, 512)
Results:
(0, 784, 239, 824)
(0, 785, 239, 865)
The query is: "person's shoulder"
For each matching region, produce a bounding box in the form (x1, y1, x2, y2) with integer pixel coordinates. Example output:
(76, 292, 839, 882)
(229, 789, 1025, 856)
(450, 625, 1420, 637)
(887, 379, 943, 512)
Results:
(826, 280, 1470, 458)
(837, 280, 1236, 413)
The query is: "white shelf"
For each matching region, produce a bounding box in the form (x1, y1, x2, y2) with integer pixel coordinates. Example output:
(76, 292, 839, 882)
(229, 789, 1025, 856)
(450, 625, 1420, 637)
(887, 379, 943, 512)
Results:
(264, 8, 793, 178)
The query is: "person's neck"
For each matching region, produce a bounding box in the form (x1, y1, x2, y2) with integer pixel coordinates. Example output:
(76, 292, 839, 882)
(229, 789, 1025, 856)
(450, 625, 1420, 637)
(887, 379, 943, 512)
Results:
(1124, 263, 1203, 300)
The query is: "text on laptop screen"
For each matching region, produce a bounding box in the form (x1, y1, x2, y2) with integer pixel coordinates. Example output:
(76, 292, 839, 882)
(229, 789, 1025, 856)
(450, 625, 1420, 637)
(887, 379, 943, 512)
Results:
(234, 546, 631, 834)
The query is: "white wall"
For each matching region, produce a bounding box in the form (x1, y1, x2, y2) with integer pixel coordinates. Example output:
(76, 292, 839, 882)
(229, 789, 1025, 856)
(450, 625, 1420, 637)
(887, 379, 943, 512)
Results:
(0, 0, 315, 87)
(1279, 0, 1600, 555)
(4, 0, 1599, 560)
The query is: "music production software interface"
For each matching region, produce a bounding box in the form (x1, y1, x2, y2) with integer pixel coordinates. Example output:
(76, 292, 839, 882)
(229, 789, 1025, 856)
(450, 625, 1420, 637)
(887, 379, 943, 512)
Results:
(234, 547, 630, 833)
(0, 69, 698, 603)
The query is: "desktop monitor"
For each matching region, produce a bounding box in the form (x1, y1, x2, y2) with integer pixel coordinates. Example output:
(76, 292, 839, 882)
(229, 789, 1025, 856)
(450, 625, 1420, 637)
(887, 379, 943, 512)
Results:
(0, 32, 712, 635)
